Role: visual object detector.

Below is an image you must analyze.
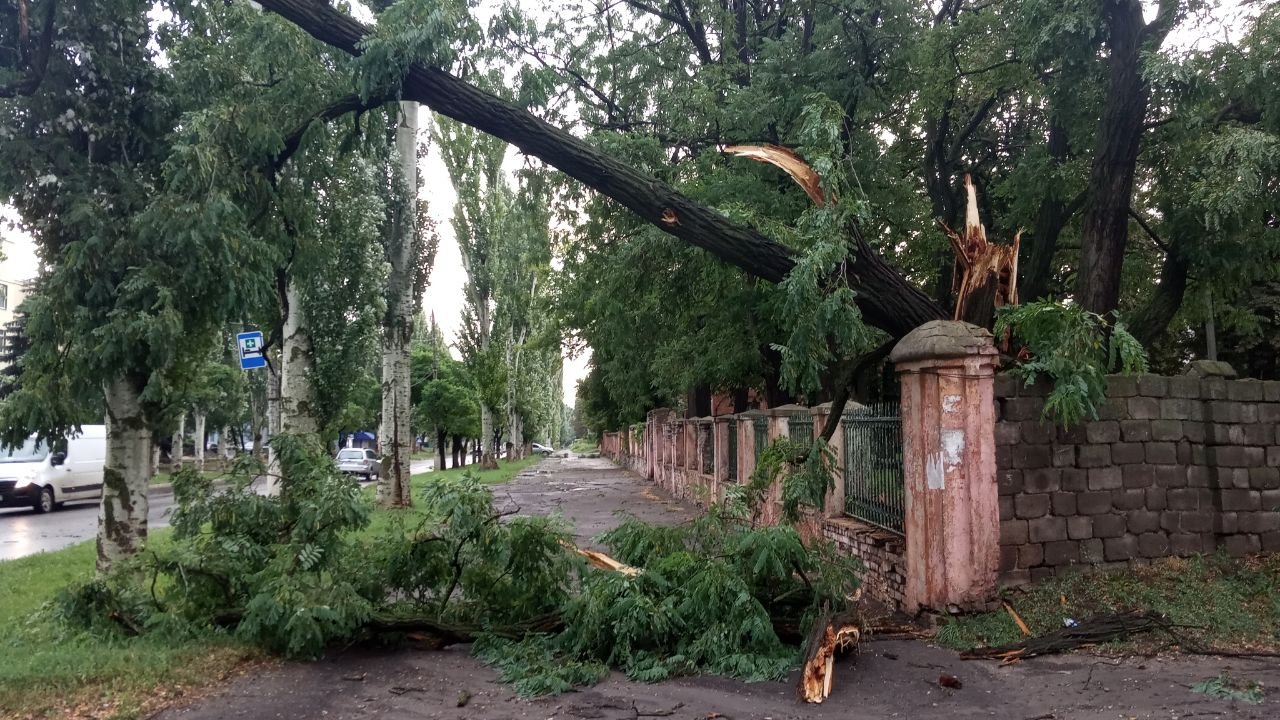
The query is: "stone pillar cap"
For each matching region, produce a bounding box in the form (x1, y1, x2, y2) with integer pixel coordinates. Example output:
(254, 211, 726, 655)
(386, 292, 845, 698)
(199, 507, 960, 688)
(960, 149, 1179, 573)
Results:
(889, 320, 996, 364)
(769, 403, 810, 415)
(1182, 359, 1238, 378)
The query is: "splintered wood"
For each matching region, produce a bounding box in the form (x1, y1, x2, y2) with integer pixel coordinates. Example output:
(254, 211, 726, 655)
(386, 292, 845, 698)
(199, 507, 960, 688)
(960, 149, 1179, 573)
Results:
(945, 174, 1020, 332)
(722, 144, 831, 206)
(561, 541, 641, 576)
(798, 611, 861, 703)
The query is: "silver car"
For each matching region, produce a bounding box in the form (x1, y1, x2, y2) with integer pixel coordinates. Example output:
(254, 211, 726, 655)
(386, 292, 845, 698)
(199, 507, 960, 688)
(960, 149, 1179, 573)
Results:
(335, 448, 380, 481)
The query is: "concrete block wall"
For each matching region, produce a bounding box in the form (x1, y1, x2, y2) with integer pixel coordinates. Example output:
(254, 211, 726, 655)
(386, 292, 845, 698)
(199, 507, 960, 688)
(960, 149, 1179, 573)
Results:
(996, 373, 1280, 586)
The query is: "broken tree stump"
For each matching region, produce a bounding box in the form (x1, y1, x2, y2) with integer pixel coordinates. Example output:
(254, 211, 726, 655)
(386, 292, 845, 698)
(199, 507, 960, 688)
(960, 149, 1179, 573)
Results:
(944, 174, 1020, 334)
(797, 610, 862, 703)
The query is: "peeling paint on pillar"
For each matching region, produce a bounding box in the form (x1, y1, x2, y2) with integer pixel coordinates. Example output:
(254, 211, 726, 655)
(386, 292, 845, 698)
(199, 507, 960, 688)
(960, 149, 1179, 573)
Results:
(941, 429, 965, 470)
(890, 320, 1000, 613)
(926, 453, 945, 490)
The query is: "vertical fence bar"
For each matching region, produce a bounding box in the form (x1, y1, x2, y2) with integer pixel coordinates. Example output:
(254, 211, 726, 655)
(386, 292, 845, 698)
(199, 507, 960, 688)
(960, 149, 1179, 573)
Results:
(700, 421, 713, 475)
(727, 421, 738, 482)
(753, 416, 768, 462)
(788, 415, 813, 445)
(842, 402, 905, 534)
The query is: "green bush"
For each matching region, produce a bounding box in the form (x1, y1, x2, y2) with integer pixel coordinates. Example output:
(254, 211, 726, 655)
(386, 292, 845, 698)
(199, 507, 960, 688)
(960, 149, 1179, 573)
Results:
(996, 301, 1149, 427)
(52, 432, 861, 696)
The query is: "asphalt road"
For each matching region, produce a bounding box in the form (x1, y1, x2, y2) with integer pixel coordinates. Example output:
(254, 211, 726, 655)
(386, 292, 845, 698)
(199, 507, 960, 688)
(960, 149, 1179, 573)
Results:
(0, 458, 435, 561)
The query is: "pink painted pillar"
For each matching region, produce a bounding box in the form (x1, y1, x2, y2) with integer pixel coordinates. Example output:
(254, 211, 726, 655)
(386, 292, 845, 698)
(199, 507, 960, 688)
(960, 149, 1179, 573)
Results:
(891, 320, 1000, 613)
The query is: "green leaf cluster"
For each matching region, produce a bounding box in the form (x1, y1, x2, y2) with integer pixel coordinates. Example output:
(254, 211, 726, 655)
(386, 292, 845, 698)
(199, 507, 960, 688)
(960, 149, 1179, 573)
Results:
(996, 301, 1149, 427)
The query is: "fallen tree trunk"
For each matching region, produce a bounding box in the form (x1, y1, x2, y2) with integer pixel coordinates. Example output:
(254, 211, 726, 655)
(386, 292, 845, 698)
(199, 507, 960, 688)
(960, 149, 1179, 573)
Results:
(798, 610, 862, 703)
(254, 0, 946, 340)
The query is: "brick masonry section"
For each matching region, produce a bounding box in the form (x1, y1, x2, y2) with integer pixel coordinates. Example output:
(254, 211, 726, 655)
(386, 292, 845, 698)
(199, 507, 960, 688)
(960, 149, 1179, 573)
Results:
(996, 373, 1280, 587)
(815, 516, 906, 608)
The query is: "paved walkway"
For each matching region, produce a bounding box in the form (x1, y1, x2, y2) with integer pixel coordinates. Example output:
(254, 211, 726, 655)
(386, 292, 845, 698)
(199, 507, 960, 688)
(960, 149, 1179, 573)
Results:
(154, 455, 1280, 720)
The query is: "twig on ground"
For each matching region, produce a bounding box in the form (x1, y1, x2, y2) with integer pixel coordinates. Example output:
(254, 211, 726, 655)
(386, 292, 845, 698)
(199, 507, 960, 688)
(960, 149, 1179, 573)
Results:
(631, 701, 685, 717)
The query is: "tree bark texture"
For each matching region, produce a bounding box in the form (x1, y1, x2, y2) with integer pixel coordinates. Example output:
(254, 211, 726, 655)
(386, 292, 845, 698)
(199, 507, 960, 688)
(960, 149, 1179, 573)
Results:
(479, 403, 498, 469)
(378, 100, 418, 508)
(193, 412, 206, 471)
(171, 413, 185, 466)
(1078, 0, 1169, 316)
(1126, 241, 1188, 347)
(1022, 118, 1074, 302)
(266, 350, 281, 465)
(98, 376, 152, 574)
(436, 427, 447, 471)
(254, 0, 945, 340)
(281, 276, 319, 436)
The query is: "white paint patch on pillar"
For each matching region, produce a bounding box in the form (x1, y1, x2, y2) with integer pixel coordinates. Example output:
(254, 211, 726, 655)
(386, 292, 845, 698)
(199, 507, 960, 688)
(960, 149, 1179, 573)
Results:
(941, 429, 965, 471)
(926, 453, 945, 490)
(942, 394, 962, 414)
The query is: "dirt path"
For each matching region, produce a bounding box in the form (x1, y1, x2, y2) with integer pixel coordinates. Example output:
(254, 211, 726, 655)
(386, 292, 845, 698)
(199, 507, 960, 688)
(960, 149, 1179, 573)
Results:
(155, 456, 1280, 720)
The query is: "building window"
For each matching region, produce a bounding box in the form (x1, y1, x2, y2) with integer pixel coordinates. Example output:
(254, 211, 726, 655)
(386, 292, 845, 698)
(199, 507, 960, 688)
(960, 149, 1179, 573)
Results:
(0, 284, 7, 310)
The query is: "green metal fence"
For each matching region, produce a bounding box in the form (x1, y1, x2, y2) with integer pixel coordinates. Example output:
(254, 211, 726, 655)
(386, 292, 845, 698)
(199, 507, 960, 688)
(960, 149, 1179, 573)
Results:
(788, 415, 814, 445)
(700, 422, 714, 474)
(752, 416, 768, 461)
(842, 402, 905, 534)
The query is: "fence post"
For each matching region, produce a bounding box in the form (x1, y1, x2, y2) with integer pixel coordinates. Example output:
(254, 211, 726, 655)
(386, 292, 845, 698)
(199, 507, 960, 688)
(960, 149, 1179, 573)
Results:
(891, 320, 1000, 613)
(810, 402, 845, 519)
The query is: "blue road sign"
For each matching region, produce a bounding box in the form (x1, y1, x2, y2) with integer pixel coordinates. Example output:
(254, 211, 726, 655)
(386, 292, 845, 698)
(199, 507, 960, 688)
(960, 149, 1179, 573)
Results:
(236, 331, 266, 370)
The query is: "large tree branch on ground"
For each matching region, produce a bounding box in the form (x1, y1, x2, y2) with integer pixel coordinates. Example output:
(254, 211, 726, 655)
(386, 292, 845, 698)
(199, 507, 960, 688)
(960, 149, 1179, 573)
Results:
(254, 0, 946, 339)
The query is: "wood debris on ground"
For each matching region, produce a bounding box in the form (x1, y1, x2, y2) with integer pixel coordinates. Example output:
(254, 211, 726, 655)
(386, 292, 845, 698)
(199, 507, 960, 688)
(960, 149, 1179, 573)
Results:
(560, 541, 641, 575)
(961, 610, 1172, 664)
(797, 611, 862, 703)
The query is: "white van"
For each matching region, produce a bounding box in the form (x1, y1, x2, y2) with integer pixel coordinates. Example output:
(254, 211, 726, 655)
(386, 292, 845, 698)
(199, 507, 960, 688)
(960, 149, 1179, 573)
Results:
(0, 425, 107, 513)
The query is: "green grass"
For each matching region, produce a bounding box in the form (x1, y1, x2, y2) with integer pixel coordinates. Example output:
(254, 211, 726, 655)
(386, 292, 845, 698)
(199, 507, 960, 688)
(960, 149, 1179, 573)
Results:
(409, 455, 543, 484)
(937, 554, 1280, 653)
(569, 438, 598, 453)
(0, 534, 260, 720)
(0, 455, 546, 718)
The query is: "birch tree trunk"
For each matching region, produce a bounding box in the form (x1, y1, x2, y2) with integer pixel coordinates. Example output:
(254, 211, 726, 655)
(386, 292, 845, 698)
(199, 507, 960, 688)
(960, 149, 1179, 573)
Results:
(267, 349, 281, 464)
(171, 413, 185, 466)
(98, 376, 152, 574)
(377, 100, 418, 508)
(193, 412, 206, 471)
(479, 404, 497, 469)
(280, 277, 319, 436)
